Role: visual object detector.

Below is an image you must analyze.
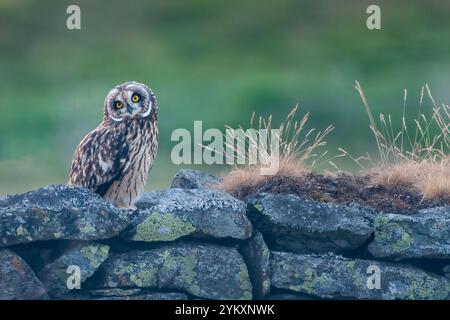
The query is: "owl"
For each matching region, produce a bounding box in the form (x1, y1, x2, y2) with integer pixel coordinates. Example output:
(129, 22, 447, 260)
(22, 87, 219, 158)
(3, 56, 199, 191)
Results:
(68, 81, 158, 208)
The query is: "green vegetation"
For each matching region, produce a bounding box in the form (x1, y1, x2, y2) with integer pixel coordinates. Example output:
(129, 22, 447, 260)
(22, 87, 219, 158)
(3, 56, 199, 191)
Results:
(1, 0, 450, 194)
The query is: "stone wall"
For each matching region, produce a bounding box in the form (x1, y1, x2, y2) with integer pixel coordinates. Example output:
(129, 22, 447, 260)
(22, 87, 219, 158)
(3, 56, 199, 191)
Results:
(0, 170, 449, 300)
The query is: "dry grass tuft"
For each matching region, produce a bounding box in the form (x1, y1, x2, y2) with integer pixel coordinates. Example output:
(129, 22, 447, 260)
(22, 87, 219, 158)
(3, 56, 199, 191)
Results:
(217, 155, 307, 194)
(215, 106, 336, 193)
(368, 158, 450, 199)
(353, 82, 449, 200)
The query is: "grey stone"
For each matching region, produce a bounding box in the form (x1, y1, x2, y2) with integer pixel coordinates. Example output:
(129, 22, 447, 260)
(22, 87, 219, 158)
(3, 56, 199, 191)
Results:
(271, 251, 450, 300)
(87, 289, 187, 300)
(123, 188, 252, 241)
(170, 169, 222, 189)
(89, 288, 144, 297)
(444, 265, 450, 280)
(0, 185, 131, 247)
(266, 293, 316, 300)
(99, 243, 253, 300)
(133, 191, 160, 208)
(61, 289, 187, 300)
(96, 292, 188, 300)
(247, 193, 373, 254)
(240, 231, 271, 298)
(0, 249, 48, 299)
(38, 243, 110, 297)
(368, 206, 450, 260)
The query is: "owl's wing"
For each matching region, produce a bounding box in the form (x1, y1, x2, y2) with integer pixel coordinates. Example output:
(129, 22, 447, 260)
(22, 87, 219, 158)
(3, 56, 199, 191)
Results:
(68, 124, 129, 196)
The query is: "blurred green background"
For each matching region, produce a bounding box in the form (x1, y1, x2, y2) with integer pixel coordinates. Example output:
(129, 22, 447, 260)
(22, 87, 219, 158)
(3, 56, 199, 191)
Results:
(0, 0, 449, 194)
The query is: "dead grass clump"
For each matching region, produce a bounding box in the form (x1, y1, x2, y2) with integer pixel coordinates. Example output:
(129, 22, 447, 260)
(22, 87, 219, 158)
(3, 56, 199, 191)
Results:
(417, 163, 450, 200)
(215, 106, 336, 194)
(353, 82, 449, 200)
(217, 155, 306, 194)
(368, 158, 449, 199)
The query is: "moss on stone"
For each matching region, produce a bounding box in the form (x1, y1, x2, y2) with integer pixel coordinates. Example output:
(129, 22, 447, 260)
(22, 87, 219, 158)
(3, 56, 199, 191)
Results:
(15, 226, 32, 241)
(263, 279, 270, 292)
(393, 231, 413, 251)
(80, 244, 110, 268)
(130, 270, 156, 287)
(262, 244, 270, 260)
(288, 265, 314, 294)
(237, 262, 253, 300)
(80, 224, 97, 236)
(317, 272, 333, 287)
(253, 202, 264, 213)
(115, 264, 133, 278)
(373, 216, 413, 252)
(180, 254, 201, 296)
(53, 232, 63, 239)
(134, 211, 196, 241)
(302, 267, 314, 293)
(156, 248, 202, 296)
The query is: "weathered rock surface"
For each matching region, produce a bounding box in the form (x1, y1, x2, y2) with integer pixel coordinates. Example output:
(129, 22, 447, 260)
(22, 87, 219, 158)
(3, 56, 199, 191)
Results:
(368, 206, 450, 260)
(266, 292, 316, 300)
(444, 265, 450, 279)
(62, 288, 188, 300)
(0, 249, 48, 299)
(1, 179, 449, 301)
(171, 169, 222, 189)
(38, 243, 110, 297)
(124, 188, 252, 241)
(88, 289, 187, 300)
(240, 231, 271, 298)
(98, 243, 253, 300)
(0, 185, 130, 247)
(271, 251, 450, 300)
(95, 292, 188, 300)
(247, 193, 373, 254)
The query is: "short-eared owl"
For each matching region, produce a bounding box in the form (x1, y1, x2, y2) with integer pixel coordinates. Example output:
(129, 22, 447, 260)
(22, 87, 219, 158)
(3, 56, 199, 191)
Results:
(68, 81, 158, 208)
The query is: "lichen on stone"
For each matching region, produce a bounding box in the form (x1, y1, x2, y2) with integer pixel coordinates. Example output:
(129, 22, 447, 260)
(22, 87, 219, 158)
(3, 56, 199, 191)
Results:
(80, 244, 110, 268)
(134, 211, 196, 241)
(237, 263, 253, 300)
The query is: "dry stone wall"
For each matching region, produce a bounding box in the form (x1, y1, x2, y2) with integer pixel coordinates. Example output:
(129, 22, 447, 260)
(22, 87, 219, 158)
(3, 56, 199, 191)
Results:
(1, 170, 449, 300)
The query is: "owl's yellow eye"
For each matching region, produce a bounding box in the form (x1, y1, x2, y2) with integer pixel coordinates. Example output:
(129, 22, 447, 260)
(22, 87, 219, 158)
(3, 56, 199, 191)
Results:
(131, 94, 140, 102)
(114, 101, 124, 109)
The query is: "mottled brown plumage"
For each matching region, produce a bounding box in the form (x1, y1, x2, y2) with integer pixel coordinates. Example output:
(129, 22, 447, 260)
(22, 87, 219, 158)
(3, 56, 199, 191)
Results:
(68, 81, 158, 208)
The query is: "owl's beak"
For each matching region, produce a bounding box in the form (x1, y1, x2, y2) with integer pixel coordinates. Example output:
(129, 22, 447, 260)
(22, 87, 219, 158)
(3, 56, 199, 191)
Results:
(126, 104, 134, 114)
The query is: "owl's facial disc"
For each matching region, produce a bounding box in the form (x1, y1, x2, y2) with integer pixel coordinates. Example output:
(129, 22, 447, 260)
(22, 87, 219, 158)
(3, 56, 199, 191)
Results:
(104, 82, 155, 122)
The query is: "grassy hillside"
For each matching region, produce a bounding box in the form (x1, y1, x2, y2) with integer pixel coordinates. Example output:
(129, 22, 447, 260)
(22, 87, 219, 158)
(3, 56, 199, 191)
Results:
(0, 0, 449, 193)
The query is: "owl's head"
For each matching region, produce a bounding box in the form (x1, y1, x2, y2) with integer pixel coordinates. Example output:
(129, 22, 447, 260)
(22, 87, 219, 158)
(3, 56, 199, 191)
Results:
(103, 81, 156, 122)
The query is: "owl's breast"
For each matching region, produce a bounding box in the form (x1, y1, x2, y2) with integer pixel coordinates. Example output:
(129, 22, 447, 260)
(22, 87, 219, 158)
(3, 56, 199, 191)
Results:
(124, 120, 158, 174)
(129, 120, 158, 179)
(106, 120, 158, 208)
